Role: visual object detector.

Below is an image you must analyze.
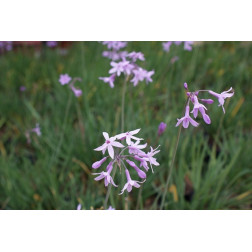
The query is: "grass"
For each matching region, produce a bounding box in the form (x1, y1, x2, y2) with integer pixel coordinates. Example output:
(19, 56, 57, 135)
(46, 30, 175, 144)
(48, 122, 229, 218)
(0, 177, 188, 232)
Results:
(0, 41, 251, 210)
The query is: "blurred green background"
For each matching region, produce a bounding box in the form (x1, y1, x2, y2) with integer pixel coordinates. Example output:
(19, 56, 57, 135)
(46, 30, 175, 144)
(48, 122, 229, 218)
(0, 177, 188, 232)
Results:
(0, 41, 251, 210)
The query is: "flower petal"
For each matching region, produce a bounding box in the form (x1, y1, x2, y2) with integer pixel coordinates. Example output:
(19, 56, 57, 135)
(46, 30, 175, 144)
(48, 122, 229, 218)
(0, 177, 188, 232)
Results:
(107, 145, 114, 159)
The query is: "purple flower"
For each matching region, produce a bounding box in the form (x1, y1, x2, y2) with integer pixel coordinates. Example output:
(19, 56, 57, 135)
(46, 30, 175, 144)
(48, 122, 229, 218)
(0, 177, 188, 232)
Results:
(93, 162, 117, 187)
(127, 51, 145, 62)
(176, 105, 199, 128)
(109, 61, 130, 76)
(163, 41, 173, 52)
(59, 74, 72, 85)
(102, 41, 127, 51)
(139, 146, 160, 173)
(208, 87, 234, 113)
(158, 122, 167, 136)
(191, 95, 208, 118)
(116, 129, 143, 145)
(200, 99, 214, 104)
(119, 169, 144, 195)
(94, 132, 124, 159)
(184, 41, 193, 51)
(77, 204, 82, 210)
(99, 74, 116, 88)
(145, 70, 155, 84)
(131, 68, 146, 86)
(128, 140, 147, 155)
(184, 82, 188, 90)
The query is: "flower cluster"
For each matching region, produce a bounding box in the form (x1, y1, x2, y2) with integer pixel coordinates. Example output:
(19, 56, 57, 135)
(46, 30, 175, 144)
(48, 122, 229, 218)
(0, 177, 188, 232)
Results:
(101, 41, 128, 61)
(99, 42, 155, 88)
(163, 41, 194, 52)
(176, 83, 234, 128)
(25, 123, 41, 144)
(59, 74, 83, 97)
(92, 129, 160, 194)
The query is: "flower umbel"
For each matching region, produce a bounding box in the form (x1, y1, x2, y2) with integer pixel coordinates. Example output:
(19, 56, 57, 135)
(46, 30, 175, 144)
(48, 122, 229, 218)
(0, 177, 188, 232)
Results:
(99, 41, 155, 88)
(176, 83, 234, 128)
(92, 129, 160, 194)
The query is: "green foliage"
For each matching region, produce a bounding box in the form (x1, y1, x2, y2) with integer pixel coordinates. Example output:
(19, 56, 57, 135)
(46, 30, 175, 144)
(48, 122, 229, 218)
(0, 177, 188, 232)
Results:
(0, 42, 251, 209)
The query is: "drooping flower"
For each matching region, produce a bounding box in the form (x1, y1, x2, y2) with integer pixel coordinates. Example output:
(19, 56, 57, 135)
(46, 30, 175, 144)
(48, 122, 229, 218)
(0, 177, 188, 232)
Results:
(191, 95, 207, 118)
(99, 74, 116, 88)
(119, 169, 144, 194)
(176, 105, 199, 128)
(93, 162, 118, 187)
(94, 132, 124, 159)
(139, 146, 160, 173)
(158, 122, 167, 136)
(59, 74, 72, 85)
(70, 85, 82, 97)
(208, 87, 234, 113)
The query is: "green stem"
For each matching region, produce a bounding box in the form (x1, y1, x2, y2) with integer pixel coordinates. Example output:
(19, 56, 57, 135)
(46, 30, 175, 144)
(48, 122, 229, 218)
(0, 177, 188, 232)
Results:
(160, 124, 182, 210)
(121, 76, 128, 132)
(104, 164, 117, 209)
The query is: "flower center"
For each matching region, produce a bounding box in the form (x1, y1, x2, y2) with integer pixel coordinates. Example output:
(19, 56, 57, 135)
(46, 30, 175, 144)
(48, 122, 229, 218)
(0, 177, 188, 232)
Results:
(106, 140, 111, 144)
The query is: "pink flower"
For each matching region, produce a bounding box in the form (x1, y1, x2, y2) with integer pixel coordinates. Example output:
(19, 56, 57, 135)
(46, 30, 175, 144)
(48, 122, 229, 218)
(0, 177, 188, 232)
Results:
(119, 169, 144, 195)
(191, 95, 207, 118)
(77, 204, 82, 210)
(93, 162, 117, 187)
(176, 105, 199, 128)
(59, 74, 72, 85)
(94, 132, 124, 159)
(99, 74, 116, 88)
(208, 87, 234, 113)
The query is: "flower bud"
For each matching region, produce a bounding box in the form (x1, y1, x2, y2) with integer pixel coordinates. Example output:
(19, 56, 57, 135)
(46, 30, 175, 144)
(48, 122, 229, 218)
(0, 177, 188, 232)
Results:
(158, 122, 167, 136)
(92, 157, 108, 169)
